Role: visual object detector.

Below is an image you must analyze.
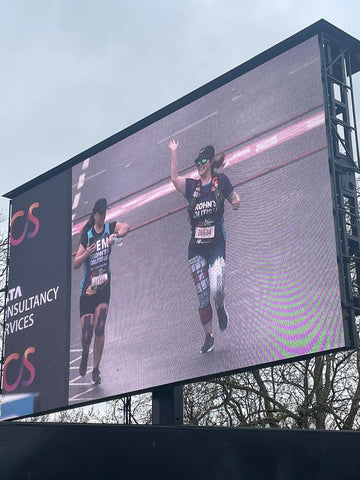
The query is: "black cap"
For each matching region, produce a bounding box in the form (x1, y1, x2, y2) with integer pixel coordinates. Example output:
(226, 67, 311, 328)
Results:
(92, 198, 108, 214)
(195, 145, 215, 163)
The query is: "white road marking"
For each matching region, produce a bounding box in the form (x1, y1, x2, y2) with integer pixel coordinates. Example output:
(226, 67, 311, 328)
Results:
(82, 158, 90, 169)
(86, 169, 106, 181)
(77, 173, 86, 189)
(69, 386, 97, 401)
(289, 58, 318, 75)
(70, 372, 90, 382)
(72, 193, 81, 210)
(69, 397, 99, 402)
(69, 383, 92, 387)
(157, 111, 218, 144)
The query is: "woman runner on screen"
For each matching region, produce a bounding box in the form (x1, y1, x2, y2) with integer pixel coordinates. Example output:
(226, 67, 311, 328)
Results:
(168, 140, 240, 353)
(74, 198, 130, 384)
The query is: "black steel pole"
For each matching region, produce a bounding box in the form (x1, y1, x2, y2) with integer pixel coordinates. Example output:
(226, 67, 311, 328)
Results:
(152, 385, 183, 425)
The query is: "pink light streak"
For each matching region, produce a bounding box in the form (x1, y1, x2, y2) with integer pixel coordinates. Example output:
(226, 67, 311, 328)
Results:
(72, 110, 325, 236)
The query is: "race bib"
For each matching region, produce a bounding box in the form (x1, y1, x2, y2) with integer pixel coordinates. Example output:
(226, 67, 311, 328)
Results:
(91, 272, 108, 288)
(195, 225, 215, 240)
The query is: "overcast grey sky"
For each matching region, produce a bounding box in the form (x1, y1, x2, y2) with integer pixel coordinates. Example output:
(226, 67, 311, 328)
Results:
(1, 0, 360, 225)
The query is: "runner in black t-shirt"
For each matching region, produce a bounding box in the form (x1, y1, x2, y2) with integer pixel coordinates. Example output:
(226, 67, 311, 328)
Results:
(74, 198, 130, 384)
(169, 140, 240, 353)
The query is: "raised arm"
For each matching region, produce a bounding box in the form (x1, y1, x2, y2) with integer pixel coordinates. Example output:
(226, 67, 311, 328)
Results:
(168, 139, 186, 195)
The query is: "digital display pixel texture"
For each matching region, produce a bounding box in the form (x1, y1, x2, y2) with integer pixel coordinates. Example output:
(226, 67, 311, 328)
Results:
(69, 36, 344, 406)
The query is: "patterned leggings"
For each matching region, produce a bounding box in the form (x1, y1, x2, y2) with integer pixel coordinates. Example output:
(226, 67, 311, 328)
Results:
(189, 252, 225, 325)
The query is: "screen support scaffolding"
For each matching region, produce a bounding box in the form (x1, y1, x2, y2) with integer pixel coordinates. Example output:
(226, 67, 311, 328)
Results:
(123, 396, 132, 424)
(320, 31, 360, 347)
(152, 385, 183, 425)
(0, 201, 11, 396)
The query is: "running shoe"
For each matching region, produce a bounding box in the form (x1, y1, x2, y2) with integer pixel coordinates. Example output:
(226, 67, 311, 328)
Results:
(200, 334, 215, 354)
(92, 367, 101, 385)
(216, 304, 228, 331)
(79, 350, 88, 376)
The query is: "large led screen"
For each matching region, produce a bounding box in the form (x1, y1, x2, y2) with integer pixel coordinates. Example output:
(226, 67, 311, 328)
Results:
(1, 35, 347, 419)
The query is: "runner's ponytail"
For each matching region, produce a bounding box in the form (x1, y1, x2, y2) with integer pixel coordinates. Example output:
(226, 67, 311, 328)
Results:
(211, 154, 225, 175)
(80, 214, 95, 241)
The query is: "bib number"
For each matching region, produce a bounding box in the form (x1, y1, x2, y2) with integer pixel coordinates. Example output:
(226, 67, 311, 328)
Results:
(91, 272, 108, 288)
(195, 225, 215, 240)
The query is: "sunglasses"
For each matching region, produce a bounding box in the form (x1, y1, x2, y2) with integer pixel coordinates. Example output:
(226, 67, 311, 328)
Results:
(195, 158, 209, 167)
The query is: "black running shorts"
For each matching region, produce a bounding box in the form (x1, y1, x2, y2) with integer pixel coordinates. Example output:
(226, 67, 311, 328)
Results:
(79, 283, 111, 317)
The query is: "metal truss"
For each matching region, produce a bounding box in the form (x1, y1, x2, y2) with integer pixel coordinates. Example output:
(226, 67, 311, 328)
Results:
(320, 32, 360, 347)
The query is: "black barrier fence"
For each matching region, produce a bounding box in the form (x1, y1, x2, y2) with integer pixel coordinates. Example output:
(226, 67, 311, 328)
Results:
(0, 422, 360, 479)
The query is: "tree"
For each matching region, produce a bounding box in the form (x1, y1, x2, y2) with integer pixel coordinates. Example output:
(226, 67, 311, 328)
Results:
(19, 394, 152, 425)
(184, 323, 360, 430)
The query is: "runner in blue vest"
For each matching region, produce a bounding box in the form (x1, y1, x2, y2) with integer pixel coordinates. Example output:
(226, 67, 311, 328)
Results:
(74, 198, 130, 384)
(169, 140, 240, 353)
